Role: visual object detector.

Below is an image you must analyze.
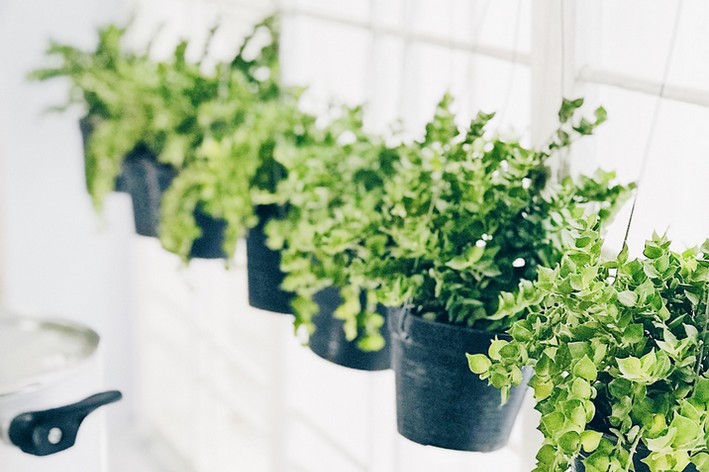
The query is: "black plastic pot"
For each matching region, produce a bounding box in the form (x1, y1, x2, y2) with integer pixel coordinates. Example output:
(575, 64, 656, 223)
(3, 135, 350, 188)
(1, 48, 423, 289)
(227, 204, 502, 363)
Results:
(79, 119, 228, 259)
(388, 307, 530, 452)
(120, 153, 175, 237)
(246, 205, 294, 314)
(119, 156, 227, 259)
(308, 287, 391, 371)
(573, 434, 698, 471)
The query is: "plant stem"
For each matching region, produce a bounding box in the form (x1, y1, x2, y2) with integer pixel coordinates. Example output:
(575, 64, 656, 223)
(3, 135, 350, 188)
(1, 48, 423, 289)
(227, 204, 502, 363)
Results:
(692, 285, 709, 395)
(625, 431, 643, 472)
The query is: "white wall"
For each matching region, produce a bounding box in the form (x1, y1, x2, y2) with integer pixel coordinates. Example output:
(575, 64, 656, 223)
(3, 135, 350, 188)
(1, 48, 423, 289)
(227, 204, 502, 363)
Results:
(0, 0, 138, 440)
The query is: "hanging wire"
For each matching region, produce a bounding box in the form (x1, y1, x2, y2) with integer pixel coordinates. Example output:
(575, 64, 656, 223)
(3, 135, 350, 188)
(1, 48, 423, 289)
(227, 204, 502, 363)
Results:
(497, 0, 523, 125)
(621, 0, 685, 246)
(396, 0, 418, 121)
(560, 0, 567, 96)
(557, 0, 570, 180)
(365, 0, 379, 116)
(447, 1, 456, 88)
(465, 0, 492, 115)
(399, 0, 494, 329)
(414, 0, 492, 273)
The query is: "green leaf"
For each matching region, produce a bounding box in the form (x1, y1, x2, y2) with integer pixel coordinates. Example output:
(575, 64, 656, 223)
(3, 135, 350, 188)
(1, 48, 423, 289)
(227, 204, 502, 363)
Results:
(573, 356, 598, 381)
(617, 290, 638, 307)
(488, 339, 509, 361)
(467, 353, 491, 374)
(580, 430, 603, 453)
(622, 324, 645, 344)
(691, 452, 709, 472)
(617, 357, 644, 381)
(692, 378, 709, 403)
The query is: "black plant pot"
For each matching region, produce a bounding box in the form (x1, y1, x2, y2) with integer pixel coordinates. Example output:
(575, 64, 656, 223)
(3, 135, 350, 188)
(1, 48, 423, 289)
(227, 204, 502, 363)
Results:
(120, 153, 175, 238)
(573, 434, 698, 471)
(120, 156, 227, 259)
(388, 307, 530, 452)
(308, 287, 391, 371)
(246, 205, 294, 314)
(79, 119, 228, 259)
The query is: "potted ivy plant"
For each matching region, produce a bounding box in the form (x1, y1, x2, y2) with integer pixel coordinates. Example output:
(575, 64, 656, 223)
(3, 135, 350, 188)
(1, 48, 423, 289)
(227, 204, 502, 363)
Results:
(156, 17, 319, 271)
(31, 17, 305, 264)
(471, 218, 709, 471)
(263, 107, 396, 367)
(375, 95, 633, 452)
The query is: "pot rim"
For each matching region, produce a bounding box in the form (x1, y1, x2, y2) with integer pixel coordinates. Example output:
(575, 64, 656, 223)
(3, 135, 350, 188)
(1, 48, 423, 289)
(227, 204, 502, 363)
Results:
(0, 315, 100, 397)
(389, 305, 511, 339)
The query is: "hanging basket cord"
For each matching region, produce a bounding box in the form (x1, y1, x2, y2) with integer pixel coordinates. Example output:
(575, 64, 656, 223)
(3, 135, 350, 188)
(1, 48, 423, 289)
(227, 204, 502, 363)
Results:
(399, 0, 492, 336)
(621, 0, 685, 247)
(498, 0, 523, 126)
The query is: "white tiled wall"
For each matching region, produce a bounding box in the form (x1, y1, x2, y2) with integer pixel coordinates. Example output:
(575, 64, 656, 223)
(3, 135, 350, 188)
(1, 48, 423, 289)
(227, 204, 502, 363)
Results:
(130, 237, 532, 472)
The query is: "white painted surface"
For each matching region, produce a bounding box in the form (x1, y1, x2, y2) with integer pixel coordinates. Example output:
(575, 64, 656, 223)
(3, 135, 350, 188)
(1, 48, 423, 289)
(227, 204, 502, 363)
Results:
(0, 0, 137, 470)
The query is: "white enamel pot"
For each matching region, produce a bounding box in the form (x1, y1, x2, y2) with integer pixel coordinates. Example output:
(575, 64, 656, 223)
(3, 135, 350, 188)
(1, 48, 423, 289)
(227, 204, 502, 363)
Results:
(0, 315, 121, 471)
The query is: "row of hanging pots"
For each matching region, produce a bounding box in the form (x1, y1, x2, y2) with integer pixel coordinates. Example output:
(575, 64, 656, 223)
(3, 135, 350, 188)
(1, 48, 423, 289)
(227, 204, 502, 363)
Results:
(80, 122, 531, 454)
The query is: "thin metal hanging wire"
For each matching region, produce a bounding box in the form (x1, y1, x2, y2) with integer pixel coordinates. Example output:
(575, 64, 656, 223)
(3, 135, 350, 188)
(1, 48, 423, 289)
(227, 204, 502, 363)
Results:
(365, 0, 379, 120)
(621, 0, 685, 247)
(557, 0, 570, 180)
(400, 0, 493, 326)
(396, 0, 418, 122)
(497, 0, 523, 125)
(414, 0, 492, 273)
(466, 0, 492, 116)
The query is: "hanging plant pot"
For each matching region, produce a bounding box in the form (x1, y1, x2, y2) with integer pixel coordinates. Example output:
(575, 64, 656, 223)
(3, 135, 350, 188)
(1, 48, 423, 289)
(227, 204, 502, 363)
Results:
(120, 155, 227, 259)
(388, 307, 530, 452)
(308, 287, 390, 371)
(120, 153, 175, 238)
(79, 118, 227, 258)
(189, 205, 228, 259)
(246, 205, 294, 314)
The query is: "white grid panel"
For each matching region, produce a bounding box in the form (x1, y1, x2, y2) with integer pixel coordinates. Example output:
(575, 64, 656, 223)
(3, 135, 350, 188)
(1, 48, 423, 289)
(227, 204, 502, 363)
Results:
(571, 0, 709, 253)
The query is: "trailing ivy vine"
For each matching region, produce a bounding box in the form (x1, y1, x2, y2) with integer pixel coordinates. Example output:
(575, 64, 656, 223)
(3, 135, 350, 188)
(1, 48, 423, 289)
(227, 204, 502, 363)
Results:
(264, 107, 397, 350)
(471, 217, 709, 471)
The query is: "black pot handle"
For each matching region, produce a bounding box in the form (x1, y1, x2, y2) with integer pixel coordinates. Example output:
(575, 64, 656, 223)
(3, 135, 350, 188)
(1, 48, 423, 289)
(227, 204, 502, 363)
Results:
(8, 390, 122, 456)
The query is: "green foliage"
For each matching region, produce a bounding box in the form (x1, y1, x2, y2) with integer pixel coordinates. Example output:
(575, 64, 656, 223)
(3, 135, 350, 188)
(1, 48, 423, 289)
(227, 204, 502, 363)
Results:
(264, 107, 395, 350)
(475, 217, 709, 471)
(372, 94, 633, 330)
(267, 94, 632, 349)
(31, 16, 311, 261)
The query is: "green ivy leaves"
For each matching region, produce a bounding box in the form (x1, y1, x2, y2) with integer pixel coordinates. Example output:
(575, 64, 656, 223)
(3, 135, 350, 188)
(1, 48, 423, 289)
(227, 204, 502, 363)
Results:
(33, 17, 310, 262)
(373, 96, 632, 330)
(265, 107, 396, 350)
(474, 220, 709, 472)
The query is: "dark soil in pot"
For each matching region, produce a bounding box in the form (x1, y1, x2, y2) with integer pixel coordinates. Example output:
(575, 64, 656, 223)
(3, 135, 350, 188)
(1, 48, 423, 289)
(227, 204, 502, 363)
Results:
(246, 205, 294, 314)
(388, 307, 530, 452)
(308, 287, 390, 371)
